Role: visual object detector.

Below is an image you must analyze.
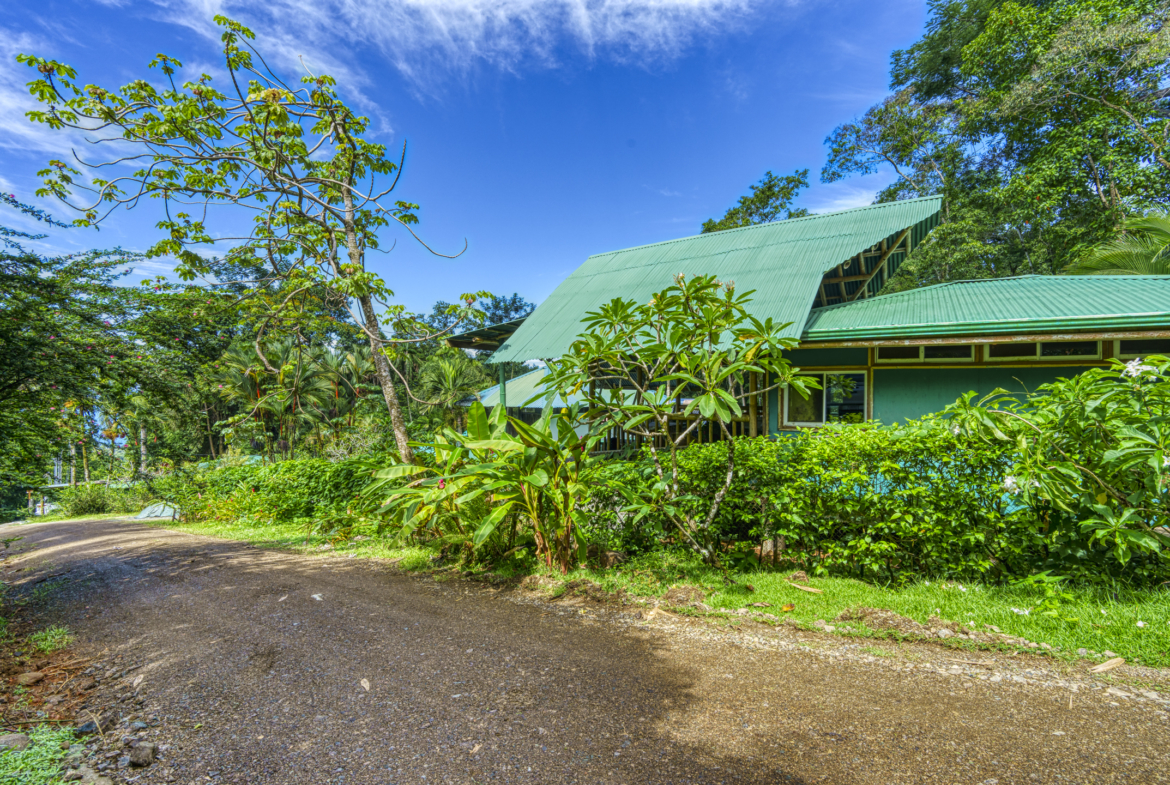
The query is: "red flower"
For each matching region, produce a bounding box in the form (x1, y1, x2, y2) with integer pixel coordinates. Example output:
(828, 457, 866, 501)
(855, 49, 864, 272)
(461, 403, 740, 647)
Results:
(438, 479, 446, 490)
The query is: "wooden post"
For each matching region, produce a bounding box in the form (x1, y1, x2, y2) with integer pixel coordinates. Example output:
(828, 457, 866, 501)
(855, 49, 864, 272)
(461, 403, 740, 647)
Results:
(749, 373, 758, 438)
(498, 364, 507, 412)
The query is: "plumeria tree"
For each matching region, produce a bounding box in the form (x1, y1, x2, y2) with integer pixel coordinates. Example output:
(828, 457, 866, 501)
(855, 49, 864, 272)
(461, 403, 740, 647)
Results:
(541, 274, 818, 563)
(20, 16, 487, 464)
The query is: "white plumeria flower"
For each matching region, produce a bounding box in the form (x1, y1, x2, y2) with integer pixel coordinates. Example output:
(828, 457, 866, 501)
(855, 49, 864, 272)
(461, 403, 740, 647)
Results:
(1137, 621, 1146, 628)
(1124, 358, 1157, 379)
(951, 425, 961, 436)
(1163, 455, 1170, 468)
(1101, 609, 1108, 615)
(1004, 475, 1020, 494)
(1011, 607, 1030, 616)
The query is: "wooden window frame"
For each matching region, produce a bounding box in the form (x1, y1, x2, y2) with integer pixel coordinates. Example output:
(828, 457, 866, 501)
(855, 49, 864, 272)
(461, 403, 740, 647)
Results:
(874, 345, 975, 364)
(783, 371, 868, 428)
(1114, 339, 1170, 360)
(983, 340, 1102, 362)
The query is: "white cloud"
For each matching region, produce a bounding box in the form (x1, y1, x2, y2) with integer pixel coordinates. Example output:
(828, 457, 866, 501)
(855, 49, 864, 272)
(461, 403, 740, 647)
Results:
(154, 0, 758, 93)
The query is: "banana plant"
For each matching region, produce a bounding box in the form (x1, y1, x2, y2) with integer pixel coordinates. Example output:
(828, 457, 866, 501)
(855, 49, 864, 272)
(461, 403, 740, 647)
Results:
(365, 400, 602, 570)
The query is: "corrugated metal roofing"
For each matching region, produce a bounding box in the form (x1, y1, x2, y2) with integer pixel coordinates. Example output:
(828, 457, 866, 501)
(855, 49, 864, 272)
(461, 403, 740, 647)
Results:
(489, 196, 943, 363)
(471, 368, 583, 409)
(801, 275, 1170, 341)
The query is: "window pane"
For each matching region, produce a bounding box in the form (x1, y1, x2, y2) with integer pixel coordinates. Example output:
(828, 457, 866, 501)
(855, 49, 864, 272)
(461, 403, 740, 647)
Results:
(1041, 340, 1098, 357)
(988, 342, 1037, 359)
(924, 344, 972, 361)
(826, 373, 866, 423)
(877, 346, 920, 361)
(1119, 339, 1170, 356)
(788, 376, 824, 423)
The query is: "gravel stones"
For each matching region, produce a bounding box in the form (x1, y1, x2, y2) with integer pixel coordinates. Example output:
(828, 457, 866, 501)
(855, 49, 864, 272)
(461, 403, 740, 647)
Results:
(129, 741, 157, 766)
(0, 733, 29, 752)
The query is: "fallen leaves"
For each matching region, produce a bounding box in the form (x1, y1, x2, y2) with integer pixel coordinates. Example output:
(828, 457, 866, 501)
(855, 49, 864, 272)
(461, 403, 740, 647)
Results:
(360, 678, 370, 691)
(311, 594, 323, 601)
(779, 603, 796, 612)
(132, 674, 144, 688)
(1090, 657, 1125, 673)
(786, 581, 823, 594)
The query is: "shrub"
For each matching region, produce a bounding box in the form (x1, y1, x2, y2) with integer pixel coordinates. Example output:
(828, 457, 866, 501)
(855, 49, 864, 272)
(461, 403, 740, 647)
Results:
(948, 356, 1170, 583)
(155, 455, 389, 534)
(56, 483, 155, 517)
(579, 415, 1168, 585)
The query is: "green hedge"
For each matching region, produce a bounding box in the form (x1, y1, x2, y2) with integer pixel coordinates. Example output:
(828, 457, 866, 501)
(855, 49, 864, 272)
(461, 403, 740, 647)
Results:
(155, 455, 387, 534)
(583, 420, 1169, 585)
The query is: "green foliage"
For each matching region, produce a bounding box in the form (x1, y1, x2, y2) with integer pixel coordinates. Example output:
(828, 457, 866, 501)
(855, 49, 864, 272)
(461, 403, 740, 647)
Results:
(161, 456, 385, 535)
(825, 0, 1170, 290)
(29, 625, 73, 653)
(1070, 211, 1170, 274)
(19, 16, 491, 464)
(701, 169, 809, 233)
(368, 401, 601, 571)
(0, 725, 75, 785)
(56, 483, 155, 517)
(947, 355, 1170, 577)
(543, 273, 817, 562)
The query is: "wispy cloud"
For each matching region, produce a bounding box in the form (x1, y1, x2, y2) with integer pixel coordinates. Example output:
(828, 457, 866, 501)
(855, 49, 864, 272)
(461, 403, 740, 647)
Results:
(804, 181, 881, 213)
(153, 0, 758, 94)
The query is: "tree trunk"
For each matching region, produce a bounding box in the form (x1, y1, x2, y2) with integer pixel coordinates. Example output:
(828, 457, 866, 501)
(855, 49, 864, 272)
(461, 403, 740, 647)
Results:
(82, 442, 90, 483)
(357, 292, 415, 464)
(139, 424, 148, 472)
(70, 442, 77, 487)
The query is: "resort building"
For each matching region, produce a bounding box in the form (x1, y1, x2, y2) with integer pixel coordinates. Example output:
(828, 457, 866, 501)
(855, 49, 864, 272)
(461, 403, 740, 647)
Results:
(452, 196, 1170, 436)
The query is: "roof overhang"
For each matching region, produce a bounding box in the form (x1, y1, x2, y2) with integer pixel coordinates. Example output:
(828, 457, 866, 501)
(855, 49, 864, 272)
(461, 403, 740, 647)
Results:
(798, 326, 1170, 349)
(446, 317, 527, 351)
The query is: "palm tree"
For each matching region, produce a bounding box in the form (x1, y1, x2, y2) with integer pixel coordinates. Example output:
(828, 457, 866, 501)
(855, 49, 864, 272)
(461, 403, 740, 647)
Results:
(1069, 212, 1170, 275)
(418, 355, 492, 430)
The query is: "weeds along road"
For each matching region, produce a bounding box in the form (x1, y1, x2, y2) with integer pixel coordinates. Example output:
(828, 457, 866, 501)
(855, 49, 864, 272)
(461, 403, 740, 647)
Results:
(4, 518, 1168, 785)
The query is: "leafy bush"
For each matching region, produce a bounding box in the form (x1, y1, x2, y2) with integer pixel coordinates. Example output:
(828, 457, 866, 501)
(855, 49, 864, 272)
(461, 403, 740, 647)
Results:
(368, 402, 599, 571)
(56, 483, 155, 517)
(578, 415, 1169, 586)
(156, 455, 389, 535)
(948, 356, 1170, 582)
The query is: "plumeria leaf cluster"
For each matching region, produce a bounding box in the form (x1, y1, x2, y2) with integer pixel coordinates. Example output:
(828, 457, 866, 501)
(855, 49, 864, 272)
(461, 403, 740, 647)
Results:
(947, 355, 1170, 567)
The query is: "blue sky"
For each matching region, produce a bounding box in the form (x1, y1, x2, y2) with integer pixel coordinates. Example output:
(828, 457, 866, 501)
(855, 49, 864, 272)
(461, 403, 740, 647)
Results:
(1, 0, 924, 314)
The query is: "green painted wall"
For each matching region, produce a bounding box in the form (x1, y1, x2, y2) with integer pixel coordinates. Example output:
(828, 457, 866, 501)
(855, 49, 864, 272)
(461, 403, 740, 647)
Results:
(785, 347, 868, 367)
(873, 366, 1098, 424)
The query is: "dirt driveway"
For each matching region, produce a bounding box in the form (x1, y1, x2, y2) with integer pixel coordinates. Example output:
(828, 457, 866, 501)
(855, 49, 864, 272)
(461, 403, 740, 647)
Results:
(3, 518, 1168, 785)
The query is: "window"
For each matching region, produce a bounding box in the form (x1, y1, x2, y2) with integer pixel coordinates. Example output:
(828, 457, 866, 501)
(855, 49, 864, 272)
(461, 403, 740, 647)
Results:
(983, 340, 1101, 361)
(875, 345, 974, 363)
(1116, 338, 1170, 360)
(784, 372, 866, 426)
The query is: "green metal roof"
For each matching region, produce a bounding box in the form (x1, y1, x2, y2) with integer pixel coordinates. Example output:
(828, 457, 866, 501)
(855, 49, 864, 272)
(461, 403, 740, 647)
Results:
(470, 368, 584, 409)
(801, 275, 1170, 341)
(489, 196, 943, 363)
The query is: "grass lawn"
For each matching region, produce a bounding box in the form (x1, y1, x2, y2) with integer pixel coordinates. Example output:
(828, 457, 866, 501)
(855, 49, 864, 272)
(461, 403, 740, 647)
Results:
(53, 514, 1170, 669)
(0, 725, 75, 785)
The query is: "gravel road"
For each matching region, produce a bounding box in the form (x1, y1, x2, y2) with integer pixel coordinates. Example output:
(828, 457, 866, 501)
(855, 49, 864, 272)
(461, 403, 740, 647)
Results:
(3, 517, 1169, 785)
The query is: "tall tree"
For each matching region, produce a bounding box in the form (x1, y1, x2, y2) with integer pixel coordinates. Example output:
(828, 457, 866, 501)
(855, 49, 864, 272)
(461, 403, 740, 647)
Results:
(701, 169, 809, 233)
(822, 0, 1170, 289)
(21, 16, 488, 464)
